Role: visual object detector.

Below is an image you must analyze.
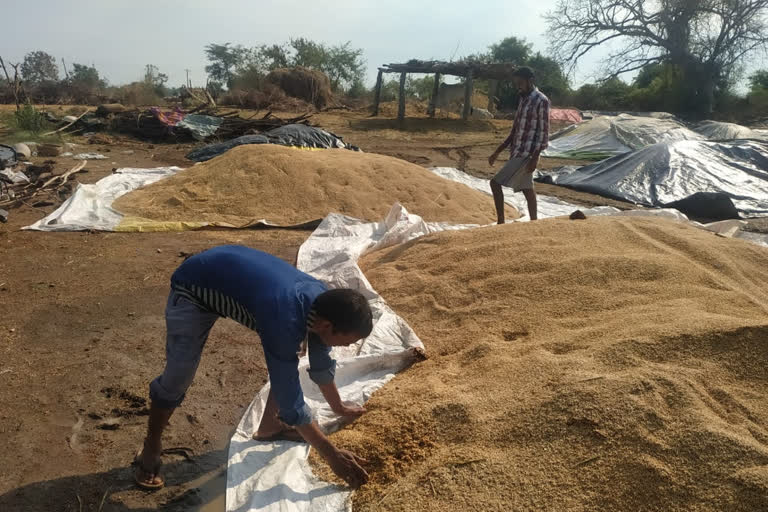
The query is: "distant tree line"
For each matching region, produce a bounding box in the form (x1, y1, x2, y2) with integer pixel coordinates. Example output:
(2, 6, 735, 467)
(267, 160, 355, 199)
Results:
(3, 15, 768, 122)
(203, 38, 365, 96)
(0, 50, 179, 106)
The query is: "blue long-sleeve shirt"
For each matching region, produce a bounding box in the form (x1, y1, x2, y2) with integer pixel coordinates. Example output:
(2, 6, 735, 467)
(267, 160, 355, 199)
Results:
(170, 245, 335, 426)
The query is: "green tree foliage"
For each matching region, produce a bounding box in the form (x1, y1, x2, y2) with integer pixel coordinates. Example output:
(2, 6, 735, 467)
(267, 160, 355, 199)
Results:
(747, 70, 768, 115)
(347, 78, 369, 99)
(380, 80, 401, 102)
(285, 38, 365, 91)
(489, 37, 532, 64)
(378, 76, 435, 102)
(65, 63, 107, 103)
(628, 63, 689, 112)
(259, 44, 290, 70)
(527, 53, 570, 102)
(20, 51, 59, 84)
(407, 76, 435, 100)
(205, 39, 365, 93)
(144, 64, 169, 96)
(204, 43, 249, 88)
(749, 71, 768, 92)
(474, 37, 570, 109)
(546, 0, 768, 114)
(69, 63, 106, 89)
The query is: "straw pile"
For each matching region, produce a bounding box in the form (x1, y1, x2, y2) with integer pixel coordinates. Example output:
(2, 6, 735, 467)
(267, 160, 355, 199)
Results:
(113, 145, 515, 226)
(313, 217, 768, 511)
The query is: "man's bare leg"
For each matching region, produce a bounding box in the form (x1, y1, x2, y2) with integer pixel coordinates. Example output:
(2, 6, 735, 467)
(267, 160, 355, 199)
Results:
(490, 180, 506, 225)
(523, 188, 538, 221)
(254, 388, 304, 441)
(136, 403, 175, 487)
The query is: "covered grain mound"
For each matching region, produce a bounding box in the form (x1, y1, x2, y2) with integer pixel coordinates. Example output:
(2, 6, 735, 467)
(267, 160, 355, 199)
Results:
(314, 217, 768, 511)
(266, 67, 333, 109)
(113, 144, 516, 226)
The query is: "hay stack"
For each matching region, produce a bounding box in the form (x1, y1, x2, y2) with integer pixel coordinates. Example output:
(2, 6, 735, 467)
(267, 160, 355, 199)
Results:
(266, 67, 333, 109)
(113, 144, 516, 226)
(313, 217, 768, 511)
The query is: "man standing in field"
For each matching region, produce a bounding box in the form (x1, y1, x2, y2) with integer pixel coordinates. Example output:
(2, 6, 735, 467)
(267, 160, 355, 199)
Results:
(488, 67, 551, 223)
(135, 245, 373, 490)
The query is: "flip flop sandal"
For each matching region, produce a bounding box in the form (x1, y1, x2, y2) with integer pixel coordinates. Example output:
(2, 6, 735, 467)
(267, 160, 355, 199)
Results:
(133, 451, 165, 490)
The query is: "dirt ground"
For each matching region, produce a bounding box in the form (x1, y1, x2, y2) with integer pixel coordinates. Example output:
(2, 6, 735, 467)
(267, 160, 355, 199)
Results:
(0, 106, 764, 511)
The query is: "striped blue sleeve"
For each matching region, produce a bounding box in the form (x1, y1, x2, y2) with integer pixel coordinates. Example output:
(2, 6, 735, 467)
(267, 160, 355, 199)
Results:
(306, 333, 336, 385)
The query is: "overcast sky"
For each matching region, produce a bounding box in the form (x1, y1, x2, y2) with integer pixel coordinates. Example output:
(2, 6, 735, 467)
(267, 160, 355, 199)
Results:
(4, 0, 608, 88)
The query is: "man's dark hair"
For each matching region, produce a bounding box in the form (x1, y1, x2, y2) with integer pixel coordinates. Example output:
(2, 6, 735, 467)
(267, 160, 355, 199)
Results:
(313, 289, 373, 337)
(513, 66, 535, 80)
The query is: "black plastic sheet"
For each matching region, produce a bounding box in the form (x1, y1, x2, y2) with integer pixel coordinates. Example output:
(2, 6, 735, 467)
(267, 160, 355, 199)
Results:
(265, 124, 352, 150)
(186, 135, 270, 162)
(186, 124, 359, 162)
(537, 140, 768, 220)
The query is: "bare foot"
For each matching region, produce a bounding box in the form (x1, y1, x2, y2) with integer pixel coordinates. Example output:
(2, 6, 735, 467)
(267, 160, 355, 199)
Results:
(253, 427, 306, 443)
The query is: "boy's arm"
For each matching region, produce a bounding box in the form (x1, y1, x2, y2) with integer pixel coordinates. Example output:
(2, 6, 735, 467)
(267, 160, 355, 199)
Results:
(318, 381, 366, 417)
(295, 421, 369, 488)
(307, 334, 365, 417)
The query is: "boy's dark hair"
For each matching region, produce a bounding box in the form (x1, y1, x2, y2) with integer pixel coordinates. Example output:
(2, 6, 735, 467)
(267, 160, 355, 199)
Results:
(513, 66, 535, 80)
(313, 289, 373, 337)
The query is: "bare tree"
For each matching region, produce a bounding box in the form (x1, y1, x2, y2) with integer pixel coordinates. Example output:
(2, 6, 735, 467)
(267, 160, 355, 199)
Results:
(0, 56, 25, 110)
(546, 0, 768, 113)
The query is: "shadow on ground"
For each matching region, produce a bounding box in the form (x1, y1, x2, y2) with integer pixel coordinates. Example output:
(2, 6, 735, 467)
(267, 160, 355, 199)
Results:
(0, 448, 228, 512)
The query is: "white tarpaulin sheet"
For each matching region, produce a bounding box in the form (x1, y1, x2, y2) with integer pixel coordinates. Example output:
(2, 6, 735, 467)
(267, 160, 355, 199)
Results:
(225, 204, 474, 512)
(429, 166, 622, 220)
(24, 167, 181, 231)
(22, 167, 320, 231)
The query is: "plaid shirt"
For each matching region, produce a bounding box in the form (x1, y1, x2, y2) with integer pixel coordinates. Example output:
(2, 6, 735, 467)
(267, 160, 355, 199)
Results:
(503, 87, 551, 158)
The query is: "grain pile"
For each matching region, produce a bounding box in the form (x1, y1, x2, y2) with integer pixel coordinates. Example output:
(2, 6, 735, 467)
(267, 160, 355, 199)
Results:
(113, 144, 515, 226)
(312, 217, 768, 511)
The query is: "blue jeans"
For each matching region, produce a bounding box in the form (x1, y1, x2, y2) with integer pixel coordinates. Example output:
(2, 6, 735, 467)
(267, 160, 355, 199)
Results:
(149, 290, 219, 409)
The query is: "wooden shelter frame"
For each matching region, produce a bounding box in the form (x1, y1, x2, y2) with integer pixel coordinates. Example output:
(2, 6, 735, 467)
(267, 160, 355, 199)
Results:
(372, 60, 518, 121)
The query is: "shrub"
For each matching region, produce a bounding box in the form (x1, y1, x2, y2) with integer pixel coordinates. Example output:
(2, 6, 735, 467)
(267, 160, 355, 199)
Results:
(14, 102, 48, 133)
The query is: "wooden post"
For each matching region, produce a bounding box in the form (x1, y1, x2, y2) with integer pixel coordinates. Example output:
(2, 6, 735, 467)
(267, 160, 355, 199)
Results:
(427, 72, 441, 118)
(372, 69, 384, 117)
(462, 69, 474, 121)
(487, 79, 499, 113)
(397, 71, 407, 122)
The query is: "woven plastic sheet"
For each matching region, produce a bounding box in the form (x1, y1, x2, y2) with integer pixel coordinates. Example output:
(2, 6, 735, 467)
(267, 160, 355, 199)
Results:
(23, 167, 181, 231)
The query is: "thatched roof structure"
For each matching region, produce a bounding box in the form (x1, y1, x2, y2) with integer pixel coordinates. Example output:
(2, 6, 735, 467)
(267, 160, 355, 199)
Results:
(380, 59, 518, 81)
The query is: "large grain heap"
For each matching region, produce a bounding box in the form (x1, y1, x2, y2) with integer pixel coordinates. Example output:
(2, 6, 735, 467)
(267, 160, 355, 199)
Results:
(113, 145, 516, 226)
(314, 217, 768, 511)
